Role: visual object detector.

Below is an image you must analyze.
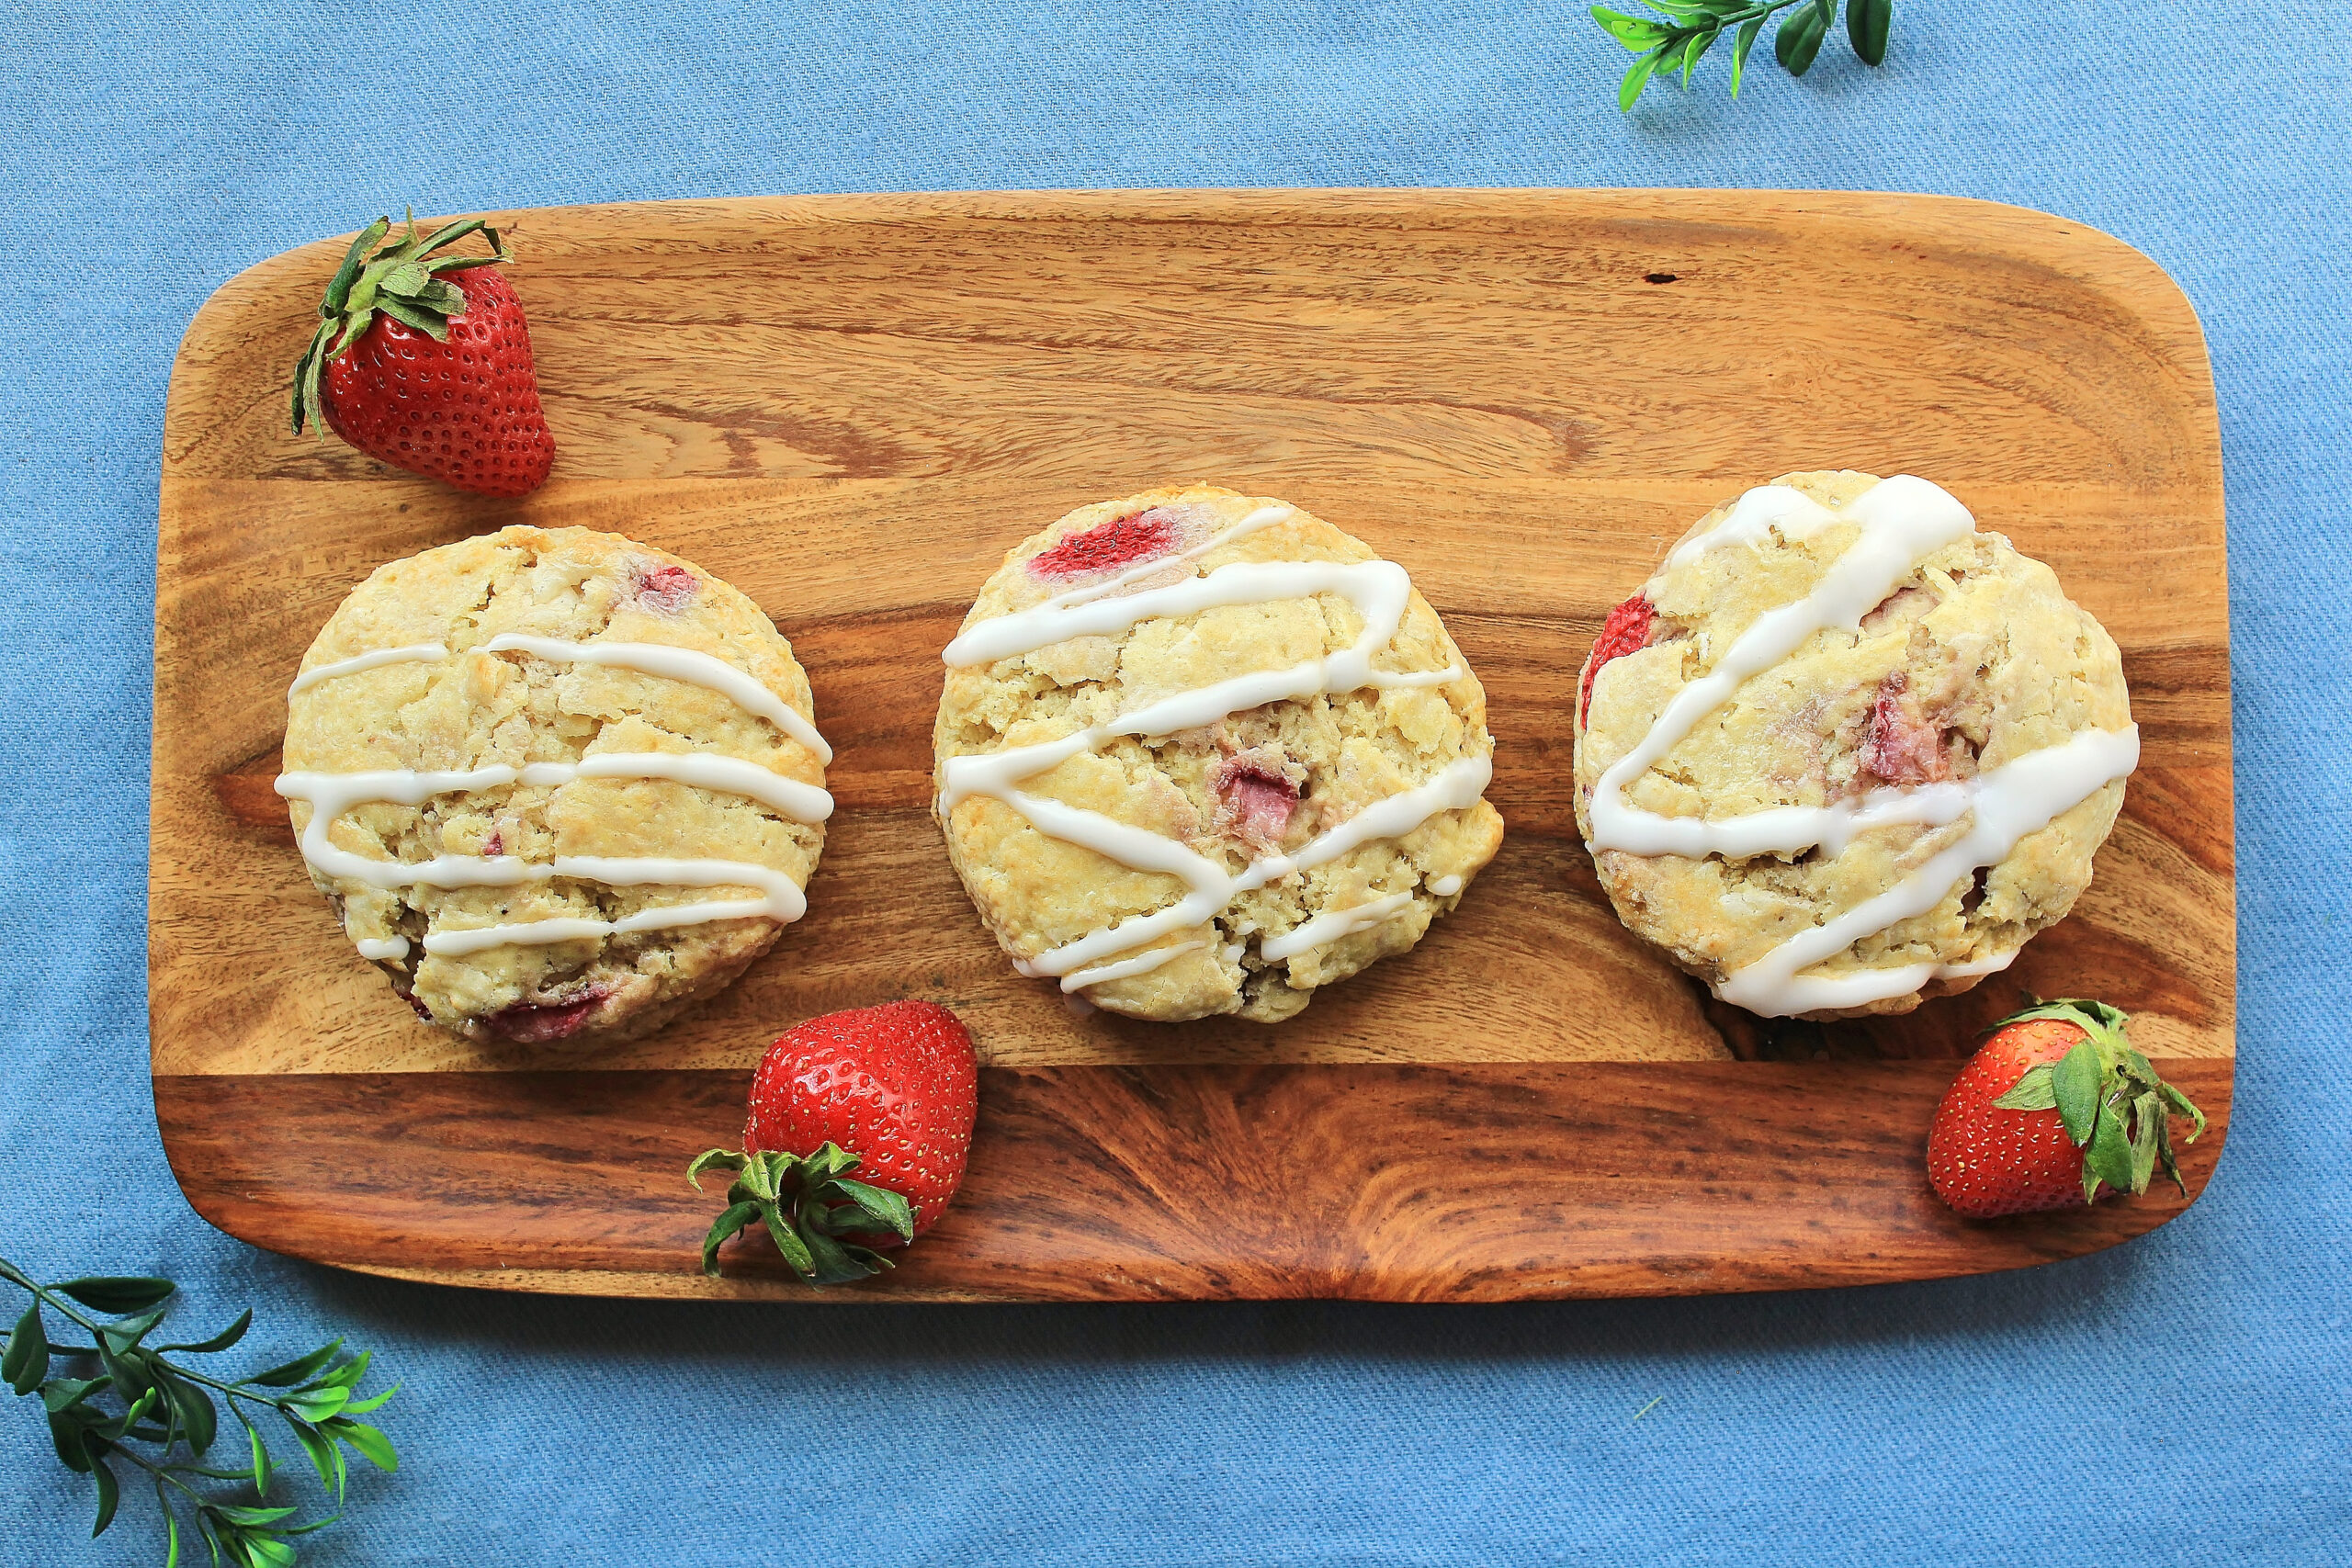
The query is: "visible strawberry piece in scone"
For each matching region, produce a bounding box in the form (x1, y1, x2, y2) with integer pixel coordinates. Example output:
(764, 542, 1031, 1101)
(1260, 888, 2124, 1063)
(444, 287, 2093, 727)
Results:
(1578, 594, 1656, 728)
(1213, 746, 1306, 852)
(633, 562, 698, 614)
(485, 983, 613, 1043)
(1860, 670, 1951, 786)
(1028, 507, 1184, 581)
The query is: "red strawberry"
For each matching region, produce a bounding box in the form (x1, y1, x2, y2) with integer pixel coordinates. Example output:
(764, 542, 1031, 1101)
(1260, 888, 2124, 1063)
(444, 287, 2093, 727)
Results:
(1926, 998, 2205, 1219)
(1578, 593, 1655, 728)
(688, 1001, 978, 1284)
(291, 211, 555, 499)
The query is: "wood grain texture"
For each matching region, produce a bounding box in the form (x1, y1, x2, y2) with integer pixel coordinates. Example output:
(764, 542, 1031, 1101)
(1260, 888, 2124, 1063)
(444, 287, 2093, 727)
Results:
(152, 1059, 2233, 1302)
(152, 189, 2233, 1299)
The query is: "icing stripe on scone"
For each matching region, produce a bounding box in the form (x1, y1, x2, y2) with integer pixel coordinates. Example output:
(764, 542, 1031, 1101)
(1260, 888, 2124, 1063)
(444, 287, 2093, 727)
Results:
(1586, 475, 2139, 1017)
(480, 635, 833, 763)
(288, 643, 450, 695)
(941, 507, 1484, 979)
(1259, 890, 1417, 961)
(276, 750, 831, 961)
(288, 636, 831, 762)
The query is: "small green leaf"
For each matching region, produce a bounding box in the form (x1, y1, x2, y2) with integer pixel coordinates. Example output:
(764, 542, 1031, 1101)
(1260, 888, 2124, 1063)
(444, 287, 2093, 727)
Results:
(283, 1383, 352, 1423)
(163, 1371, 220, 1455)
(1847, 0, 1889, 65)
(98, 1341, 152, 1403)
(2158, 1079, 2208, 1141)
(1591, 6, 1674, 51)
(413, 277, 467, 316)
(342, 1380, 399, 1416)
(1775, 3, 1827, 74)
(283, 1415, 344, 1503)
(322, 218, 390, 314)
(700, 1200, 765, 1278)
(53, 1277, 176, 1314)
(90, 1456, 119, 1537)
(378, 260, 432, 298)
(41, 1375, 107, 1414)
(5, 1299, 48, 1393)
(248, 1339, 341, 1389)
(50, 1410, 93, 1472)
(162, 1308, 253, 1355)
(2051, 1041, 2103, 1145)
(764, 1207, 819, 1278)
(243, 1533, 298, 1568)
(324, 1416, 398, 1472)
(1620, 41, 1673, 110)
(1991, 1063, 2058, 1112)
(238, 1409, 272, 1495)
(164, 1506, 181, 1568)
(304, 1348, 371, 1392)
(2084, 1096, 2137, 1197)
(101, 1306, 169, 1353)
(830, 1179, 917, 1243)
(1676, 26, 1717, 86)
(373, 295, 452, 340)
(686, 1148, 747, 1191)
(796, 1219, 868, 1286)
(1729, 15, 1766, 96)
(2129, 1090, 2163, 1193)
(212, 1505, 300, 1528)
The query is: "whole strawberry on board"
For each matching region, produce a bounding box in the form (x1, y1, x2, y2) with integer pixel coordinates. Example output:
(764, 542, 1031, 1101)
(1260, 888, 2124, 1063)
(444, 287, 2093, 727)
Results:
(689, 1001, 979, 1285)
(290, 210, 555, 498)
(1927, 998, 2206, 1219)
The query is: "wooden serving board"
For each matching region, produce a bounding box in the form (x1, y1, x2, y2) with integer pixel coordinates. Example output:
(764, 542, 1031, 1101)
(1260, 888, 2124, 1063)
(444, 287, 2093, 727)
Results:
(153, 190, 2233, 1302)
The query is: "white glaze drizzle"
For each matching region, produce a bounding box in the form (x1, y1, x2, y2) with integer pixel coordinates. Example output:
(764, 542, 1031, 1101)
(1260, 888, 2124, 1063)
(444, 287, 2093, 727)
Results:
(1057, 941, 1205, 993)
(1663, 484, 1842, 570)
(480, 634, 833, 763)
(282, 619, 835, 964)
(276, 749, 826, 961)
(1259, 890, 1416, 961)
(940, 503, 1487, 984)
(288, 643, 448, 695)
(288, 635, 831, 763)
(1585, 475, 2138, 1016)
(1428, 874, 1464, 897)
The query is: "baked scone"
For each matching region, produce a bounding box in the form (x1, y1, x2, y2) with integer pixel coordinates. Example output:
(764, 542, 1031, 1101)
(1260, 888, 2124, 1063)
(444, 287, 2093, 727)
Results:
(277, 525, 832, 1043)
(1574, 471, 2136, 1020)
(933, 485, 1505, 1023)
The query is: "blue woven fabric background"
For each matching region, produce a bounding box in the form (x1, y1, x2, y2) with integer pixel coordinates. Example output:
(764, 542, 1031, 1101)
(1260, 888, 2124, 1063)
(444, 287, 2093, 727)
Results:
(5, 2, 2346, 1562)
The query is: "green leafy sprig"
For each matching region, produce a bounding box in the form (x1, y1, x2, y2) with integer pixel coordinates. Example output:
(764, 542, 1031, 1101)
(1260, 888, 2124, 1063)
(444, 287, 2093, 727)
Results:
(1990, 998, 2209, 1203)
(1, 1258, 398, 1567)
(688, 1143, 917, 1286)
(1592, 0, 1892, 110)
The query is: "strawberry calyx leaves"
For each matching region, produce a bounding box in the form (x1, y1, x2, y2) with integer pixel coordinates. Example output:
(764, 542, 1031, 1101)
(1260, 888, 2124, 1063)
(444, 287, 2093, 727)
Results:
(1989, 998, 2207, 1204)
(686, 1143, 917, 1286)
(290, 208, 514, 439)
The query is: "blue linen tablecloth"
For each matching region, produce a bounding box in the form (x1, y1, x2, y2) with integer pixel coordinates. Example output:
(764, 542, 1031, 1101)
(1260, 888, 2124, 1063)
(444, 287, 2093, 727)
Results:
(5, 3, 2346, 1562)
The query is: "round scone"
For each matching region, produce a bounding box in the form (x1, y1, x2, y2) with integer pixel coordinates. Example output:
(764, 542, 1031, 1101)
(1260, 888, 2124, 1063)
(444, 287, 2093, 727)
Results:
(277, 525, 833, 1043)
(933, 484, 1505, 1023)
(1572, 470, 2137, 1021)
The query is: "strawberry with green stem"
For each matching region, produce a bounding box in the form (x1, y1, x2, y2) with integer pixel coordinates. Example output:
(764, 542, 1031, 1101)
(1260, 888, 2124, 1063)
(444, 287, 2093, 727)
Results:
(690, 1000, 979, 1285)
(291, 210, 555, 498)
(1927, 998, 2206, 1219)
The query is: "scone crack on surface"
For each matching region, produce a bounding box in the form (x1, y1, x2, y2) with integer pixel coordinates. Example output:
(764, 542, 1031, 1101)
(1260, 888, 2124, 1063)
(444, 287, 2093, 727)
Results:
(933, 488, 1506, 1023)
(1577, 474, 2138, 1019)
